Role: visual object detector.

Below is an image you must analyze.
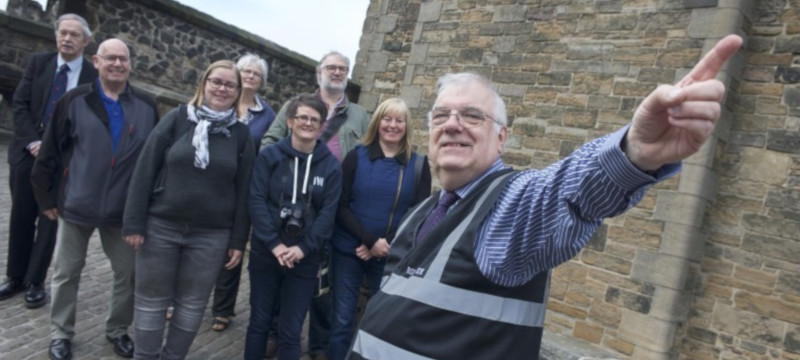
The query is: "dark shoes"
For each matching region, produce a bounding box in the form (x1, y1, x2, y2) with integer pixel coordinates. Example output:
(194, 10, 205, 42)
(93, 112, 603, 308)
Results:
(0, 277, 24, 300)
(0, 278, 47, 309)
(24, 283, 47, 308)
(49, 339, 72, 360)
(49, 336, 132, 359)
(107, 334, 134, 358)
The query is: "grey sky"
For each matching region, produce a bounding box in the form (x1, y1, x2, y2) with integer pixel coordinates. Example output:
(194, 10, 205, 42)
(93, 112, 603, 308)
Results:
(176, 0, 370, 69)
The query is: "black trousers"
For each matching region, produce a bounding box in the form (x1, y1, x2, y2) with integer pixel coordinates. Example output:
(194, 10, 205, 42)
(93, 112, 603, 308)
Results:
(212, 261, 243, 317)
(6, 154, 57, 284)
(309, 250, 333, 356)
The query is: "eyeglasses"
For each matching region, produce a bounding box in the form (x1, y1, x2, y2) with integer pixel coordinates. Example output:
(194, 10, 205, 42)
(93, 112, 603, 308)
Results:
(206, 78, 239, 91)
(323, 65, 348, 73)
(294, 114, 323, 125)
(98, 55, 130, 64)
(241, 69, 263, 78)
(429, 107, 499, 128)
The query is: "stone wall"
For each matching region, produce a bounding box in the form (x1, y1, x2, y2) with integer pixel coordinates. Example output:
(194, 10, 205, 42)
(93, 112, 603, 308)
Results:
(675, 0, 800, 359)
(353, 0, 799, 359)
(0, 11, 56, 130)
(0, 0, 361, 131)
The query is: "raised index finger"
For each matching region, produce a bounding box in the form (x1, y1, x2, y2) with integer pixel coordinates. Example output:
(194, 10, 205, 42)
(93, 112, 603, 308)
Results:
(677, 34, 743, 88)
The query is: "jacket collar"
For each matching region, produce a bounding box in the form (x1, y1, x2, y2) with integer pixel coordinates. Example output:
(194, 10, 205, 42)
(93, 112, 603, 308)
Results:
(314, 90, 349, 117)
(367, 140, 409, 165)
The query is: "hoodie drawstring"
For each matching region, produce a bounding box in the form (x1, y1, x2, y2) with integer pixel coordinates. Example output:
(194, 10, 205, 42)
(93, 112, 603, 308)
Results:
(290, 154, 314, 205)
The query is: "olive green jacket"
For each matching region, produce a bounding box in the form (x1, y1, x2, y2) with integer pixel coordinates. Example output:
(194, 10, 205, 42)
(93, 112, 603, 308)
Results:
(261, 94, 369, 158)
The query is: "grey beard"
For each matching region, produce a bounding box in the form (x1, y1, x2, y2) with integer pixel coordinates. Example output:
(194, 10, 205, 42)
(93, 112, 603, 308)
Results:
(324, 81, 347, 92)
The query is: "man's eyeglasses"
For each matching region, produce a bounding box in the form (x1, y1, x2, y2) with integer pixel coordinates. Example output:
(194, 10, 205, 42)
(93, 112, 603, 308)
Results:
(294, 114, 323, 125)
(323, 65, 348, 73)
(206, 78, 239, 91)
(241, 69, 263, 78)
(98, 55, 130, 64)
(429, 107, 499, 128)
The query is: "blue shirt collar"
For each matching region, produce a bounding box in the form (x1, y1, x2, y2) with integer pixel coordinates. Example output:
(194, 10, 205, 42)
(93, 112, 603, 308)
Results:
(451, 158, 509, 200)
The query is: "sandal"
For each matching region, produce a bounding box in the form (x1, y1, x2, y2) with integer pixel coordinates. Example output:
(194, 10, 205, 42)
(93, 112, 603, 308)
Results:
(212, 316, 231, 332)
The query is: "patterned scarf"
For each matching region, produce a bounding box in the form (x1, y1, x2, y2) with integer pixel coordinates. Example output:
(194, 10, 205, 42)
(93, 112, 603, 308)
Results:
(187, 104, 237, 169)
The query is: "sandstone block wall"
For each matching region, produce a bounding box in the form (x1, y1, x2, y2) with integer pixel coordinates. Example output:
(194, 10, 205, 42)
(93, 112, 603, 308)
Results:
(353, 0, 799, 359)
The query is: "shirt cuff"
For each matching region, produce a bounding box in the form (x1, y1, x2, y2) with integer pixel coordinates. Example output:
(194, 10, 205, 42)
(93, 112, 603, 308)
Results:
(26, 140, 42, 151)
(598, 125, 681, 190)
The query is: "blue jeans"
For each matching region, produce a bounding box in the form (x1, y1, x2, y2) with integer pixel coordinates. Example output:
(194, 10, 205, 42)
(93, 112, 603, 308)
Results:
(329, 250, 385, 360)
(245, 251, 317, 360)
(133, 216, 229, 360)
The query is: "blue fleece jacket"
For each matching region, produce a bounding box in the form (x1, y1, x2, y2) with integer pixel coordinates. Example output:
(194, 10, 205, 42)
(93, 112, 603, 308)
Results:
(249, 136, 342, 270)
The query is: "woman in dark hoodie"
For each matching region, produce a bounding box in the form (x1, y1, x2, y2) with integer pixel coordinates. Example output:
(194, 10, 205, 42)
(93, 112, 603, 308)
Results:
(245, 94, 342, 360)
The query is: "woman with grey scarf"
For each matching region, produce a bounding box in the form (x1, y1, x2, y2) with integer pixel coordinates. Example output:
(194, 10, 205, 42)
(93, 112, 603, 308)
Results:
(123, 60, 254, 360)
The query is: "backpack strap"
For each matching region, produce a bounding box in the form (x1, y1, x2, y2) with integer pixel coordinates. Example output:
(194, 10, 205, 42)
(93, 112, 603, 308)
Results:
(413, 153, 424, 194)
(233, 122, 250, 158)
(170, 104, 193, 145)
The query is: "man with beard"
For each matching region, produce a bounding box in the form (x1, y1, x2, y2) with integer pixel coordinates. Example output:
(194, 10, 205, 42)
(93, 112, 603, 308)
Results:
(32, 38, 159, 360)
(262, 51, 369, 360)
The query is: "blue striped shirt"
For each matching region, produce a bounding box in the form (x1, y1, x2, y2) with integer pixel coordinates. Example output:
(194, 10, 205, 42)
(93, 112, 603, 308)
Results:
(445, 126, 680, 287)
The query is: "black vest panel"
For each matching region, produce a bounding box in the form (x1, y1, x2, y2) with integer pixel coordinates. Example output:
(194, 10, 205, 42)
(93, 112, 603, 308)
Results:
(352, 169, 551, 360)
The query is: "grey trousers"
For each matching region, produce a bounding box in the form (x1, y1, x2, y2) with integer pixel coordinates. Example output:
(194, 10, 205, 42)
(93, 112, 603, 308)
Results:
(133, 216, 229, 360)
(50, 218, 135, 340)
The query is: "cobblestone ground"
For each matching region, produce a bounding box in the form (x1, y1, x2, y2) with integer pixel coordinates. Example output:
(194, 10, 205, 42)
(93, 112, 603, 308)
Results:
(0, 130, 313, 359)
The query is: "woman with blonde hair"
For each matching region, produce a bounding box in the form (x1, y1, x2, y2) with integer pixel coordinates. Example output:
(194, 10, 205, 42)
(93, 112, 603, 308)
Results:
(123, 60, 254, 359)
(328, 98, 431, 360)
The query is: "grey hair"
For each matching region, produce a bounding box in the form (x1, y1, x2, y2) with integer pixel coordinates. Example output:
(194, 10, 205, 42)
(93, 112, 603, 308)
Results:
(428, 72, 507, 133)
(55, 13, 92, 39)
(236, 53, 269, 91)
(316, 51, 350, 72)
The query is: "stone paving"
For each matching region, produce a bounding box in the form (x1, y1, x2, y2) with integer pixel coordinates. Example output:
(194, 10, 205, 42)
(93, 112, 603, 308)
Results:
(0, 130, 313, 359)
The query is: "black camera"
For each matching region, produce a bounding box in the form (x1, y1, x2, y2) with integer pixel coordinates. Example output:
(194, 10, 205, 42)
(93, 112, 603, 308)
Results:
(280, 204, 304, 236)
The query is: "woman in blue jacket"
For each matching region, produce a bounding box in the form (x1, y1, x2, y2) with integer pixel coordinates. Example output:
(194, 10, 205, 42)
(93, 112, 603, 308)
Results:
(328, 98, 431, 360)
(245, 94, 342, 360)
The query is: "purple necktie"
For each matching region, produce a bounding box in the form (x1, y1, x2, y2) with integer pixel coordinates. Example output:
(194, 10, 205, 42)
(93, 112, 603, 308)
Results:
(42, 63, 70, 126)
(415, 191, 459, 244)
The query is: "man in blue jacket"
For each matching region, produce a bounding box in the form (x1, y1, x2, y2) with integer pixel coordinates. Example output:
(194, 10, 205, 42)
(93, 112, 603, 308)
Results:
(32, 38, 159, 360)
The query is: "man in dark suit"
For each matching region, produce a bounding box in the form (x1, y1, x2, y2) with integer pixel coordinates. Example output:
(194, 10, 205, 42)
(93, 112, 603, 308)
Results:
(1, 13, 96, 309)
